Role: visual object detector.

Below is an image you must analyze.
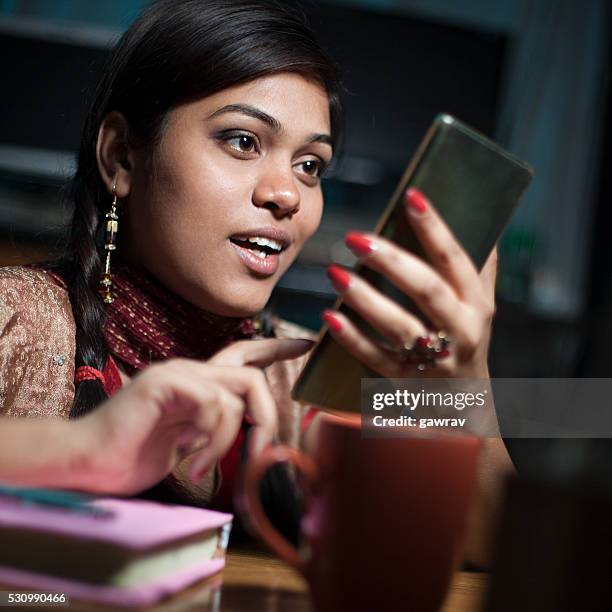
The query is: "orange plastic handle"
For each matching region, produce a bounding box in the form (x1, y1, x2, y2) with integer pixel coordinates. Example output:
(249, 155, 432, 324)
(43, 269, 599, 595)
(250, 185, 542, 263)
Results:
(243, 445, 319, 573)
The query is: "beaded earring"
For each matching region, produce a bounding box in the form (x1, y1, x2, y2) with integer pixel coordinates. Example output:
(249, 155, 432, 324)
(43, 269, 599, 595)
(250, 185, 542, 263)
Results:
(100, 181, 119, 304)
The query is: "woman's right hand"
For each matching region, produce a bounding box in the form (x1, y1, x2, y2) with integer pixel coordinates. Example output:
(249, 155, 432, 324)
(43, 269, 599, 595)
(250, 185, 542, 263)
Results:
(78, 338, 312, 495)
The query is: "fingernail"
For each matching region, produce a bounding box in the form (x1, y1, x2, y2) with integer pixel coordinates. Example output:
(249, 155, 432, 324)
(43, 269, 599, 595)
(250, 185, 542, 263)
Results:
(416, 336, 432, 349)
(327, 265, 351, 292)
(345, 231, 378, 256)
(189, 461, 211, 482)
(192, 468, 209, 481)
(405, 188, 428, 214)
(438, 349, 451, 359)
(322, 310, 342, 332)
(287, 338, 315, 350)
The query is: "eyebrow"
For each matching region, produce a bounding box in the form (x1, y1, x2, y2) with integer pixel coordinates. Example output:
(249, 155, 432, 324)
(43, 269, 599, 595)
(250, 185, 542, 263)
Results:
(208, 103, 333, 149)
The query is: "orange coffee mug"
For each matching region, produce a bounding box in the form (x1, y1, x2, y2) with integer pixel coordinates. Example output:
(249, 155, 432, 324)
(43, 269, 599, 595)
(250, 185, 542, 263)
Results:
(243, 414, 481, 612)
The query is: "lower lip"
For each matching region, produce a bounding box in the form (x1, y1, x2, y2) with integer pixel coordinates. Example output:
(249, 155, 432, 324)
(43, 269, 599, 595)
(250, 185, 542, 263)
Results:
(229, 240, 280, 276)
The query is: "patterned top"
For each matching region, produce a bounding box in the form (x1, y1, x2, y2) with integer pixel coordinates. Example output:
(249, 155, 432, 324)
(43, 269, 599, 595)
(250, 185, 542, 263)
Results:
(0, 266, 76, 418)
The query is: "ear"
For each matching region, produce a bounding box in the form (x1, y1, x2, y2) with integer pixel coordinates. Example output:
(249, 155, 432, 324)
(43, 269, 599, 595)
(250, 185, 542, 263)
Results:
(96, 111, 135, 198)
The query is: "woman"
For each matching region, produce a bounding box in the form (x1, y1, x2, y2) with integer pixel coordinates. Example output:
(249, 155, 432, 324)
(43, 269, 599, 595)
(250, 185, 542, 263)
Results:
(0, 0, 511, 564)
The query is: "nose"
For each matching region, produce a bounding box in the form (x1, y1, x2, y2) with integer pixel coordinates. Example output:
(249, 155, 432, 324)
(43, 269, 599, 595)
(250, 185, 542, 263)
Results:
(252, 163, 301, 218)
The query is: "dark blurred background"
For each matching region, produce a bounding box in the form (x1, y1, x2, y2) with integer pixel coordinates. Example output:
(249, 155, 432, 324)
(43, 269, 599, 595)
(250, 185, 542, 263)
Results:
(0, 0, 610, 378)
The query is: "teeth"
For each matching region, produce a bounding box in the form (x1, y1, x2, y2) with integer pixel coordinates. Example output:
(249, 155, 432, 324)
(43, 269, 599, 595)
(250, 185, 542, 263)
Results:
(246, 236, 283, 252)
(252, 249, 268, 259)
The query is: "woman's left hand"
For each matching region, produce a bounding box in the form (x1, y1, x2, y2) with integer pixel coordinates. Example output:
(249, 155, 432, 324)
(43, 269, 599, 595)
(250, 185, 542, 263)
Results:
(323, 188, 497, 379)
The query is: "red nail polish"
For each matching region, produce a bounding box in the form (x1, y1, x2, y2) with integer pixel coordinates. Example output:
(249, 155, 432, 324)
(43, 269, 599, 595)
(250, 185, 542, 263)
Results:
(437, 349, 451, 359)
(327, 265, 351, 292)
(322, 310, 342, 332)
(405, 188, 428, 214)
(345, 231, 377, 256)
(416, 336, 432, 349)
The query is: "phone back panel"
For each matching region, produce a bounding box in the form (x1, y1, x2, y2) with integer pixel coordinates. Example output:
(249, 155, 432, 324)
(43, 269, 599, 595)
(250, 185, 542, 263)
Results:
(292, 115, 533, 413)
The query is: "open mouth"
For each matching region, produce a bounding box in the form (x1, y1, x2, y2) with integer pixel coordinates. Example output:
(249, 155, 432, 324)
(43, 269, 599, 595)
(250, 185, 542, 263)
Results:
(229, 236, 284, 259)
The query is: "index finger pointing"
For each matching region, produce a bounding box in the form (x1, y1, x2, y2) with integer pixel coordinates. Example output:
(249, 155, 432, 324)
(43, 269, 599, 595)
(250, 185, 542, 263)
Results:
(209, 338, 314, 367)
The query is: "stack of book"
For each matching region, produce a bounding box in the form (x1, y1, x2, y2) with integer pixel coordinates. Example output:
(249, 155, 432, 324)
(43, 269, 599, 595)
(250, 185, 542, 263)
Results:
(0, 486, 232, 607)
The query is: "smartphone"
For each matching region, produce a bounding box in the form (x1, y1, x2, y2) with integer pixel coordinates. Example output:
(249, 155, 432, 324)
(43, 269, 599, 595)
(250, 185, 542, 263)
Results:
(291, 114, 534, 413)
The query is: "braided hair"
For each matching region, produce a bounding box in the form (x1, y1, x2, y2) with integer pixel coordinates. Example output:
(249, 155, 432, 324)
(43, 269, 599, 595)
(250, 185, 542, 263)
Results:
(49, 0, 344, 419)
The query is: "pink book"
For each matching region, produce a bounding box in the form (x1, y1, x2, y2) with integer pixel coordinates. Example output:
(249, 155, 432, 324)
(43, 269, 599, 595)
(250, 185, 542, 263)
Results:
(0, 493, 232, 607)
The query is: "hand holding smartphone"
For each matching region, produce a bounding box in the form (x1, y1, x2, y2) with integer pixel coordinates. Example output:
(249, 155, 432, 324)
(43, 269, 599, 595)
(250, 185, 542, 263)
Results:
(292, 114, 534, 413)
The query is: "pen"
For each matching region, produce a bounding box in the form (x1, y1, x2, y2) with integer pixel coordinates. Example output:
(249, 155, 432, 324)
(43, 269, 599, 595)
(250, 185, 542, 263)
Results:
(0, 484, 113, 518)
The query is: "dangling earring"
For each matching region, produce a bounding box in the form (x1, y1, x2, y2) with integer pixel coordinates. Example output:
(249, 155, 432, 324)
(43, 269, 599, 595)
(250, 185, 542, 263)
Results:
(100, 181, 119, 304)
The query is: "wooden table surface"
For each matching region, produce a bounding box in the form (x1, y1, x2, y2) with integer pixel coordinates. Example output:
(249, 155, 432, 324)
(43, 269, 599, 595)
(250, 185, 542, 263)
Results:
(149, 546, 489, 612)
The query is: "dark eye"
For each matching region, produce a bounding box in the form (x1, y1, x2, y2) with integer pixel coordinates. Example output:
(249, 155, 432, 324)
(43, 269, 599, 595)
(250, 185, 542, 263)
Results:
(226, 134, 257, 153)
(298, 159, 327, 178)
(302, 160, 319, 175)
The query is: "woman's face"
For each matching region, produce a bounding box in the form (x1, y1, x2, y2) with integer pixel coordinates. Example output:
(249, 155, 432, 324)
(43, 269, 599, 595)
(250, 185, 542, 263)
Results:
(123, 72, 333, 317)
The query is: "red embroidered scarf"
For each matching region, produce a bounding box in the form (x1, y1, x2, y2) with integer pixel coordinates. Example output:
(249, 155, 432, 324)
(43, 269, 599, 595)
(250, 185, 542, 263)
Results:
(104, 264, 257, 374)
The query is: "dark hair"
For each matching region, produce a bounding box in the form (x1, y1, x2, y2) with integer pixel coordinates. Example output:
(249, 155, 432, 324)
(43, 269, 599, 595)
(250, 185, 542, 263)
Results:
(51, 0, 343, 418)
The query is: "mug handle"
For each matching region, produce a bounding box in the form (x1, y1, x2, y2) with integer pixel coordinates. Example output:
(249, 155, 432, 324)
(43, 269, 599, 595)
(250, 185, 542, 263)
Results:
(243, 444, 318, 573)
